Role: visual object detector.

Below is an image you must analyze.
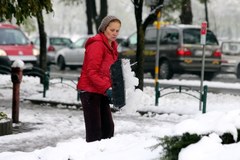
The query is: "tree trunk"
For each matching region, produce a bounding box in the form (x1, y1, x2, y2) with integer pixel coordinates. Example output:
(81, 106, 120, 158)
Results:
(94, 0, 108, 31)
(86, 0, 94, 34)
(133, 0, 165, 90)
(133, 0, 144, 90)
(179, 0, 193, 24)
(85, 0, 108, 34)
(204, 0, 209, 27)
(135, 26, 145, 90)
(36, 11, 47, 72)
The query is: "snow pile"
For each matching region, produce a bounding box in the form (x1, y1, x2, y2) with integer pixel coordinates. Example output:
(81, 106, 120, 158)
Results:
(121, 59, 152, 113)
(11, 59, 25, 69)
(179, 133, 240, 160)
(173, 110, 240, 141)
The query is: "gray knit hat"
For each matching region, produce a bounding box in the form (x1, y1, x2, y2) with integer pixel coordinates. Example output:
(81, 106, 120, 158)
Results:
(98, 15, 121, 33)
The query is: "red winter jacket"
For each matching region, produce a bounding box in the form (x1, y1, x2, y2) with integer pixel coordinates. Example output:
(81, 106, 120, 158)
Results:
(77, 33, 118, 94)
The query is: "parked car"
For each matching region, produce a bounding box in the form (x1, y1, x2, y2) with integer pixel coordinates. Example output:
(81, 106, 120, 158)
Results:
(54, 35, 125, 71)
(0, 23, 39, 73)
(220, 41, 240, 78)
(118, 24, 222, 80)
(116, 37, 126, 44)
(32, 36, 73, 65)
(55, 36, 91, 70)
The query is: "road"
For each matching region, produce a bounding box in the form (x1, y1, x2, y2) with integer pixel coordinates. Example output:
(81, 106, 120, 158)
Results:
(49, 65, 240, 95)
(49, 65, 81, 80)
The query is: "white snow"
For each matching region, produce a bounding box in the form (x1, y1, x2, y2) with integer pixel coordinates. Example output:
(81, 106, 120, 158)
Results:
(1, 59, 240, 160)
(11, 60, 25, 69)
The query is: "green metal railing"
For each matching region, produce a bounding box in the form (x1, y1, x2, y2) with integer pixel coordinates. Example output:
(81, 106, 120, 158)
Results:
(155, 84, 208, 114)
(43, 77, 80, 101)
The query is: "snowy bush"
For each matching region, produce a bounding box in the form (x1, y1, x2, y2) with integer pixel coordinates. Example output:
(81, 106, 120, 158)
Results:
(0, 112, 8, 121)
(156, 131, 239, 160)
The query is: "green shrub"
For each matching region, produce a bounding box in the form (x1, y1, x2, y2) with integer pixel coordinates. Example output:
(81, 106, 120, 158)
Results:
(237, 129, 240, 142)
(155, 131, 240, 160)
(220, 132, 235, 144)
(159, 133, 202, 160)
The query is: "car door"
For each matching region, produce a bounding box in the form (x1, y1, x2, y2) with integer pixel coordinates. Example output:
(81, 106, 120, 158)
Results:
(65, 37, 86, 65)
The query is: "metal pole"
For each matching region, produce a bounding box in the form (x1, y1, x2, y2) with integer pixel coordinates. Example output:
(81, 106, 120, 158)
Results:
(199, 44, 206, 110)
(199, 21, 207, 111)
(155, 11, 161, 106)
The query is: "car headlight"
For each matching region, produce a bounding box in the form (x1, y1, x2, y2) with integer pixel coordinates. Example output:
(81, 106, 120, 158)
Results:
(33, 48, 40, 56)
(0, 49, 7, 56)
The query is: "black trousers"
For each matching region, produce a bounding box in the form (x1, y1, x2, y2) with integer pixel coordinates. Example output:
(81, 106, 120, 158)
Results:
(80, 92, 114, 142)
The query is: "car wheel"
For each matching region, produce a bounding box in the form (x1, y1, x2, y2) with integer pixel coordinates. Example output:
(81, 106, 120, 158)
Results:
(236, 64, 240, 79)
(159, 60, 173, 79)
(57, 56, 66, 71)
(150, 71, 155, 78)
(203, 72, 215, 81)
(69, 66, 77, 70)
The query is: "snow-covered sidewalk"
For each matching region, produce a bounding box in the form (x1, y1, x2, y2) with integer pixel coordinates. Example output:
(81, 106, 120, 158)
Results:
(1, 68, 240, 159)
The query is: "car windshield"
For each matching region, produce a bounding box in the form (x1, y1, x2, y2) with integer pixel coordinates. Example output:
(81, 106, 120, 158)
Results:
(50, 38, 72, 46)
(183, 28, 219, 45)
(74, 37, 88, 48)
(0, 28, 29, 45)
(128, 33, 137, 45)
(221, 42, 240, 55)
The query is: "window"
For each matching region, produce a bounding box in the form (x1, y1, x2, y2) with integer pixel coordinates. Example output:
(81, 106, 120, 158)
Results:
(222, 42, 240, 55)
(0, 28, 28, 45)
(74, 37, 87, 48)
(128, 33, 137, 45)
(145, 28, 179, 45)
(50, 38, 72, 46)
(145, 29, 158, 44)
(183, 29, 218, 45)
(160, 29, 179, 45)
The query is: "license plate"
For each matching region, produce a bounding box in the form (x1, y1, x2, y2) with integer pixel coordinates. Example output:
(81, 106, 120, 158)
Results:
(195, 50, 211, 56)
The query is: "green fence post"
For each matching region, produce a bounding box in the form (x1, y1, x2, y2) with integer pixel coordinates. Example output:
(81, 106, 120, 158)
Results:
(202, 85, 208, 113)
(43, 72, 49, 98)
(155, 82, 160, 105)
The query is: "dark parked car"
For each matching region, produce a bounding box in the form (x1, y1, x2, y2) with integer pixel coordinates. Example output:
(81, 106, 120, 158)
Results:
(32, 36, 73, 64)
(0, 23, 39, 73)
(118, 24, 222, 80)
(221, 41, 240, 78)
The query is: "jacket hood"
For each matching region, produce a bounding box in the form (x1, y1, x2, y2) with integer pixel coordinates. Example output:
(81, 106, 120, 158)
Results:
(85, 33, 118, 51)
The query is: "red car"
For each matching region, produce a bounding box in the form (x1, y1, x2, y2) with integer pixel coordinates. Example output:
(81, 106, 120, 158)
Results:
(0, 23, 39, 71)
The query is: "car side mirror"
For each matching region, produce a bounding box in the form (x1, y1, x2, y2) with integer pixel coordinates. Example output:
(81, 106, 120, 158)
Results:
(69, 44, 74, 49)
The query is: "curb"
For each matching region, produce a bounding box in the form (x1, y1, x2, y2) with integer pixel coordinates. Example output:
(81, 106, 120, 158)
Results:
(24, 98, 82, 109)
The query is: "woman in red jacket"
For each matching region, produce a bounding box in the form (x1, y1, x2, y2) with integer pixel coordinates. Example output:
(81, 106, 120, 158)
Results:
(77, 15, 121, 142)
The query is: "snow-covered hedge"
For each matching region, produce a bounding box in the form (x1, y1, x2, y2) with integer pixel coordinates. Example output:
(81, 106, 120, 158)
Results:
(0, 112, 8, 122)
(155, 110, 240, 160)
(0, 112, 12, 136)
(157, 131, 239, 160)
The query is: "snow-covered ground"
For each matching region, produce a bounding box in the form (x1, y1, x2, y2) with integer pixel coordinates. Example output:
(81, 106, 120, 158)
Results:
(1, 60, 240, 160)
